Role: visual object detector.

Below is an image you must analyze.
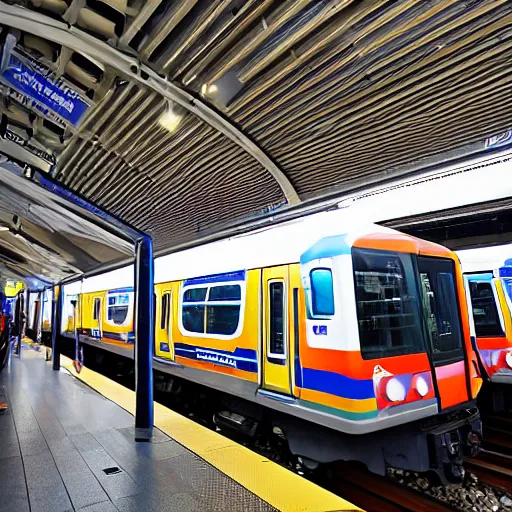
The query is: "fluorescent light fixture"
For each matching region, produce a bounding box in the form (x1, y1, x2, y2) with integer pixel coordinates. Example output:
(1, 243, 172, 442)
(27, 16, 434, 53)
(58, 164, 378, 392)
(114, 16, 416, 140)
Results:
(200, 83, 218, 96)
(158, 102, 181, 133)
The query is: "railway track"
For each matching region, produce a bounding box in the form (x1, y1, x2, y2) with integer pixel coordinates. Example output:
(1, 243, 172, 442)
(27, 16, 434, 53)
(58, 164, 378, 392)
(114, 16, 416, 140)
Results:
(317, 463, 458, 512)
(482, 415, 512, 457)
(465, 450, 512, 494)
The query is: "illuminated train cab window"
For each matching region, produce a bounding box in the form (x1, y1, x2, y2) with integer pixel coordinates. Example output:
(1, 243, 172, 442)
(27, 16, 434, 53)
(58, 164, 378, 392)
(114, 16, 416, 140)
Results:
(352, 248, 423, 359)
(182, 284, 242, 336)
(310, 268, 335, 316)
(107, 293, 130, 325)
(418, 257, 463, 361)
(468, 281, 503, 337)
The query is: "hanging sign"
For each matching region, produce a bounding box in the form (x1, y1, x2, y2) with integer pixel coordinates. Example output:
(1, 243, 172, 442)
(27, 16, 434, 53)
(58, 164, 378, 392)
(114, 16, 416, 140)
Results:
(1, 128, 55, 165)
(485, 129, 512, 149)
(0, 50, 90, 127)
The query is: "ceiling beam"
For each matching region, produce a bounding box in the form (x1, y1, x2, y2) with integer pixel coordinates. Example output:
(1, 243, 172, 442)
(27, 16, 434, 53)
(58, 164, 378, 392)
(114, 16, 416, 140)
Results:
(0, 2, 301, 205)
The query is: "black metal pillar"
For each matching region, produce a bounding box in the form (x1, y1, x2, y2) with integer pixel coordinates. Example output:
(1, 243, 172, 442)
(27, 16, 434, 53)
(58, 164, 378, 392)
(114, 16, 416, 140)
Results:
(52, 285, 62, 371)
(24, 289, 29, 333)
(38, 291, 44, 343)
(134, 236, 154, 441)
(15, 290, 24, 356)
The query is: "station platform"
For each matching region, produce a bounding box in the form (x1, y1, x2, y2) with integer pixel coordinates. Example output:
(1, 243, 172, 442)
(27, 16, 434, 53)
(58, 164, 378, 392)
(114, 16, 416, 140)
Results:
(0, 343, 359, 512)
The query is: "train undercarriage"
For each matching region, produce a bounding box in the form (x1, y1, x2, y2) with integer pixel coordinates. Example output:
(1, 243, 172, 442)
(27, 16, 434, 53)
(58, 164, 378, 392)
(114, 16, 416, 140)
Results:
(72, 340, 483, 485)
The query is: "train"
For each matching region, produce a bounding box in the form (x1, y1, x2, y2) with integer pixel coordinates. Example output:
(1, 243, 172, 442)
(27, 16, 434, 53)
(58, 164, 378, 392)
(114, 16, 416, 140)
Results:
(50, 214, 484, 483)
(463, 257, 512, 412)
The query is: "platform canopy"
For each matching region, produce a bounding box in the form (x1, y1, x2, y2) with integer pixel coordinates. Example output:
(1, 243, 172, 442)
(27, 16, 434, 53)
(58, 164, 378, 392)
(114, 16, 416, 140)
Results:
(0, 157, 134, 288)
(0, 0, 511, 283)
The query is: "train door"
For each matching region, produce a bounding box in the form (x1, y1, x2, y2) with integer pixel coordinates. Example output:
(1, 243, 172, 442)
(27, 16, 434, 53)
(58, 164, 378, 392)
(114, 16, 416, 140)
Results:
(155, 285, 174, 360)
(90, 294, 103, 339)
(494, 279, 512, 339)
(418, 257, 470, 409)
(262, 266, 292, 394)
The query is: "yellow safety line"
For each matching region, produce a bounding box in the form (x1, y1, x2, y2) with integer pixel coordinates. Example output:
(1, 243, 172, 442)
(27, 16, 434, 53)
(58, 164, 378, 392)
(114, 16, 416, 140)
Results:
(59, 355, 361, 512)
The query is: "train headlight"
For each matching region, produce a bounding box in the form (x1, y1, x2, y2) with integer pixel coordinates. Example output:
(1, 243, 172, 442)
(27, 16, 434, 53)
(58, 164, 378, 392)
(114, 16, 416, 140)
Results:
(415, 375, 429, 397)
(505, 351, 512, 369)
(385, 378, 406, 402)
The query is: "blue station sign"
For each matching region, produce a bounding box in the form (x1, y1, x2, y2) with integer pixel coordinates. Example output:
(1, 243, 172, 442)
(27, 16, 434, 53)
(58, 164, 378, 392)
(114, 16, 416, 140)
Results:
(1, 51, 90, 127)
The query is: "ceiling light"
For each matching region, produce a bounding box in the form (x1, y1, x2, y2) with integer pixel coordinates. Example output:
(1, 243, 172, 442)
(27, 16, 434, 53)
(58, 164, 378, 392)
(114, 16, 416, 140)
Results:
(201, 83, 218, 96)
(158, 102, 181, 133)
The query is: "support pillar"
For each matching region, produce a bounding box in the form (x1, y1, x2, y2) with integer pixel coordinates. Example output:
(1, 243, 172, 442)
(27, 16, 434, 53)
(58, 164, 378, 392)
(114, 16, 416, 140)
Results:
(15, 290, 25, 356)
(38, 291, 44, 343)
(134, 236, 154, 441)
(52, 285, 62, 371)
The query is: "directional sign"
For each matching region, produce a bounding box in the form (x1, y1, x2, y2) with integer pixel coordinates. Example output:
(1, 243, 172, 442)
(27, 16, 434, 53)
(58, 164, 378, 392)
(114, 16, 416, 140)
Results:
(1, 50, 90, 127)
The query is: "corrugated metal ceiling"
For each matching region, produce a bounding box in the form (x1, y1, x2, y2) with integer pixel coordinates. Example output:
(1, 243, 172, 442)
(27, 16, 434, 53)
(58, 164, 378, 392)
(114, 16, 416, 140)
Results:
(1, 0, 511, 253)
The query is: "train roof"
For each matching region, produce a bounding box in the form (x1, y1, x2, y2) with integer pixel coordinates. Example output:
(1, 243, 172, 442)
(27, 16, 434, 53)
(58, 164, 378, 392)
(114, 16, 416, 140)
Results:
(458, 245, 512, 274)
(75, 209, 455, 294)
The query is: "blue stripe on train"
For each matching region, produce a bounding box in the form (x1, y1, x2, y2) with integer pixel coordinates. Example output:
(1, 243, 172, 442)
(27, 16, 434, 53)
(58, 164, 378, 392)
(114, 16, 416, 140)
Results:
(301, 367, 375, 400)
(184, 270, 246, 287)
(174, 342, 257, 373)
(107, 287, 134, 294)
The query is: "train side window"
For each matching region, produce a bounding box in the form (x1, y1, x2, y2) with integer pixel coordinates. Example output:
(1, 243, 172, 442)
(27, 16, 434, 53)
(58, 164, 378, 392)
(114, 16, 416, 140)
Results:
(182, 305, 205, 333)
(93, 298, 101, 320)
(181, 284, 242, 337)
(107, 293, 130, 325)
(206, 304, 239, 335)
(161, 293, 169, 330)
(310, 268, 335, 316)
(209, 285, 241, 301)
(468, 281, 504, 337)
(183, 288, 207, 302)
(269, 281, 286, 357)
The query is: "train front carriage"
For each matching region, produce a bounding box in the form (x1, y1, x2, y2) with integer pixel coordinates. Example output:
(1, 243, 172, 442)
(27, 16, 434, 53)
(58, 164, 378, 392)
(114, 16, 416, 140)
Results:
(282, 229, 482, 482)
(65, 222, 483, 483)
(464, 259, 512, 412)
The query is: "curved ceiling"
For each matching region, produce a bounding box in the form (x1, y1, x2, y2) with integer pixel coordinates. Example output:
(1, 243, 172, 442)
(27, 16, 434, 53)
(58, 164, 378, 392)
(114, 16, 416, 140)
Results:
(1, 0, 511, 254)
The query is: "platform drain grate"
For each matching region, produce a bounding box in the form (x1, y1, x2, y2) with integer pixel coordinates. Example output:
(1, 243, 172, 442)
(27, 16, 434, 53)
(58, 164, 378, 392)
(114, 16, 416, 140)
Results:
(102, 467, 122, 475)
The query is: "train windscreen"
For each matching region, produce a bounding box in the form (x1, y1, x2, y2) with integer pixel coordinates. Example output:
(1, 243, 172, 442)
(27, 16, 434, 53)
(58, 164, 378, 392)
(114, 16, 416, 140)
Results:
(503, 278, 512, 304)
(418, 257, 464, 363)
(352, 248, 424, 360)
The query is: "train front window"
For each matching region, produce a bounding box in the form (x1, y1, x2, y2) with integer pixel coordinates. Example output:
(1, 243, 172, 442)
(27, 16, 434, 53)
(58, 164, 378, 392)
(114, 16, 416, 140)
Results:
(503, 278, 512, 303)
(352, 248, 424, 359)
(468, 281, 503, 337)
(418, 257, 463, 362)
